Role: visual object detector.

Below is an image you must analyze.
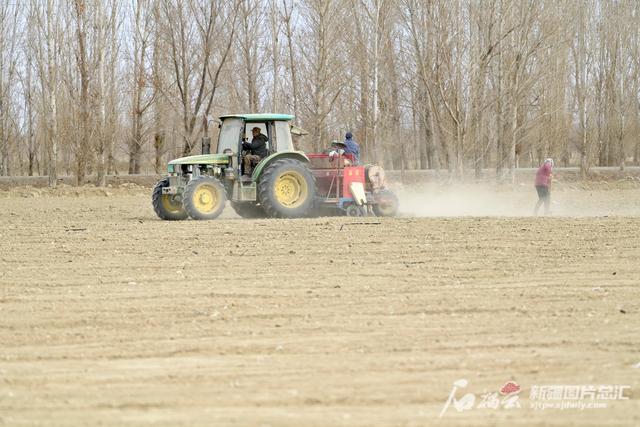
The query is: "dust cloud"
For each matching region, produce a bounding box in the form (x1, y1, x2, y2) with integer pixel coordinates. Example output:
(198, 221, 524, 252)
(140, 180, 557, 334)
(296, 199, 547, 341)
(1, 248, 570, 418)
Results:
(393, 181, 640, 217)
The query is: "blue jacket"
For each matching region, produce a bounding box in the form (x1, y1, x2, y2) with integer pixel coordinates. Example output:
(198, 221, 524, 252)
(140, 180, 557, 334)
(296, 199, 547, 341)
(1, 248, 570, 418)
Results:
(344, 137, 360, 164)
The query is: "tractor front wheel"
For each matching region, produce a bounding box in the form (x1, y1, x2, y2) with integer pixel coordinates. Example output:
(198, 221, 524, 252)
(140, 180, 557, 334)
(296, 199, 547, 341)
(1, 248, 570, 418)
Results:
(183, 176, 227, 220)
(258, 159, 316, 218)
(152, 178, 188, 221)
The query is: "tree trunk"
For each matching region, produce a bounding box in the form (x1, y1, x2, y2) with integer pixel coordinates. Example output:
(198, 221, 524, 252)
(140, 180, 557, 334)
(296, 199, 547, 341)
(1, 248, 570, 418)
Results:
(74, 0, 91, 186)
(95, 3, 107, 187)
(154, 132, 165, 174)
(283, 0, 298, 115)
(47, 0, 58, 187)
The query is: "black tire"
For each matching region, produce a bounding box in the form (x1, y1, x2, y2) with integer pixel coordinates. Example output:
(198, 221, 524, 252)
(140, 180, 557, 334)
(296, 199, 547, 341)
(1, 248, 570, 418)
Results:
(345, 204, 365, 217)
(372, 190, 399, 217)
(152, 178, 188, 221)
(182, 176, 227, 220)
(258, 159, 316, 218)
(230, 201, 266, 219)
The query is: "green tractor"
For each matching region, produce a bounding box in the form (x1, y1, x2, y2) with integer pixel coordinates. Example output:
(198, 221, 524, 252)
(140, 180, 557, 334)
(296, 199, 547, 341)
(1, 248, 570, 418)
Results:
(152, 114, 316, 220)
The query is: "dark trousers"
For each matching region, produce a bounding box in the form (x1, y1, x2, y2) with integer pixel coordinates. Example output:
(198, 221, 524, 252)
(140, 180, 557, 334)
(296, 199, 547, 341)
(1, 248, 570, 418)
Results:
(243, 154, 261, 176)
(534, 185, 550, 215)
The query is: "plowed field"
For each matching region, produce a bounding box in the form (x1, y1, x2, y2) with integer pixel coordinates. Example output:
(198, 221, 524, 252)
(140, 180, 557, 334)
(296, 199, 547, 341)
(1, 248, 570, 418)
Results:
(1, 184, 639, 425)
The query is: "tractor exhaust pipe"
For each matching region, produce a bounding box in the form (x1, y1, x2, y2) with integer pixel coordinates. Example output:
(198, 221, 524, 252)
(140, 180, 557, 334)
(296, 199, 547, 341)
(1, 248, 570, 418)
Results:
(201, 137, 211, 154)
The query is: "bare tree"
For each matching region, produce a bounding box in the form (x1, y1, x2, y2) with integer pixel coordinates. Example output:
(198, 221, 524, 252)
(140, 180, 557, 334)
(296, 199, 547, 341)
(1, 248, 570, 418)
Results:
(93, 1, 119, 186)
(0, 2, 21, 176)
(152, 2, 168, 174)
(268, 0, 282, 112)
(30, 0, 63, 186)
(22, 39, 38, 176)
(571, 0, 594, 177)
(159, 0, 239, 156)
(237, 0, 262, 111)
(71, 0, 92, 185)
(281, 0, 299, 116)
(298, 0, 345, 152)
(401, 0, 448, 171)
(129, 0, 155, 174)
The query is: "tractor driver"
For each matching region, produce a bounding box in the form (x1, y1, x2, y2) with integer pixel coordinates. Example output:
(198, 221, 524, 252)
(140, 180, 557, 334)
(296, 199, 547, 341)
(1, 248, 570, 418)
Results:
(242, 126, 268, 178)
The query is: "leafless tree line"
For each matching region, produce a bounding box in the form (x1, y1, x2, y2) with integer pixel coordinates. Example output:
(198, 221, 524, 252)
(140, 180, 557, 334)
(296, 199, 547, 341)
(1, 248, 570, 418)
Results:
(0, 0, 638, 185)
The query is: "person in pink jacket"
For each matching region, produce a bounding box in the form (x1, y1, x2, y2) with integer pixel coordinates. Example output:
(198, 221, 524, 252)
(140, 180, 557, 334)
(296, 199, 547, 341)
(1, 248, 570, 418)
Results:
(534, 158, 554, 215)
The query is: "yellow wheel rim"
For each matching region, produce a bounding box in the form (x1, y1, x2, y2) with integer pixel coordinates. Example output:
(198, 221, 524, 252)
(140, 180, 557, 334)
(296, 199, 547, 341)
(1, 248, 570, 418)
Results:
(161, 195, 183, 213)
(274, 172, 308, 208)
(193, 185, 219, 213)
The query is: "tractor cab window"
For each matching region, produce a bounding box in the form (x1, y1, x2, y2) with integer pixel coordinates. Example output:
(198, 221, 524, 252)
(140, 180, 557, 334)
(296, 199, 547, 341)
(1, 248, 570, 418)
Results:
(275, 121, 293, 152)
(216, 117, 244, 154)
(245, 122, 277, 154)
(244, 122, 269, 149)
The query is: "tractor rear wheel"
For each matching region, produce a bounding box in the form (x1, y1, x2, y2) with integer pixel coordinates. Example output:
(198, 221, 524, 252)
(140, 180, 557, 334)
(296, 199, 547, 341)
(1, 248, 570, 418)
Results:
(258, 159, 316, 218)
(230, 201, 266, 219)
(152, 178, 188, 221)
(182, 176, 227, 220)
(372, 190, 399, 217)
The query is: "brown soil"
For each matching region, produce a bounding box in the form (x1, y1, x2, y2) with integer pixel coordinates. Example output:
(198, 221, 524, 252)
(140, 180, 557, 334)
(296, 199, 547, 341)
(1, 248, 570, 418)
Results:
(0, 184, 638, 426)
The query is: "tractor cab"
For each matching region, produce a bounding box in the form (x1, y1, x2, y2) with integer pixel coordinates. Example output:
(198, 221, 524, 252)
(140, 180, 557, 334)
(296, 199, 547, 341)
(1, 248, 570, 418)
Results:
(213, 114, 308, 204)
(216, 114, 295, 158)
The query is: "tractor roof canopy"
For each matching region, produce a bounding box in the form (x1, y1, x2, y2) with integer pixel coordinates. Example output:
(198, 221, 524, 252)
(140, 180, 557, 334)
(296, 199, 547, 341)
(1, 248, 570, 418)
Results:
(219, 113, 294, 122)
